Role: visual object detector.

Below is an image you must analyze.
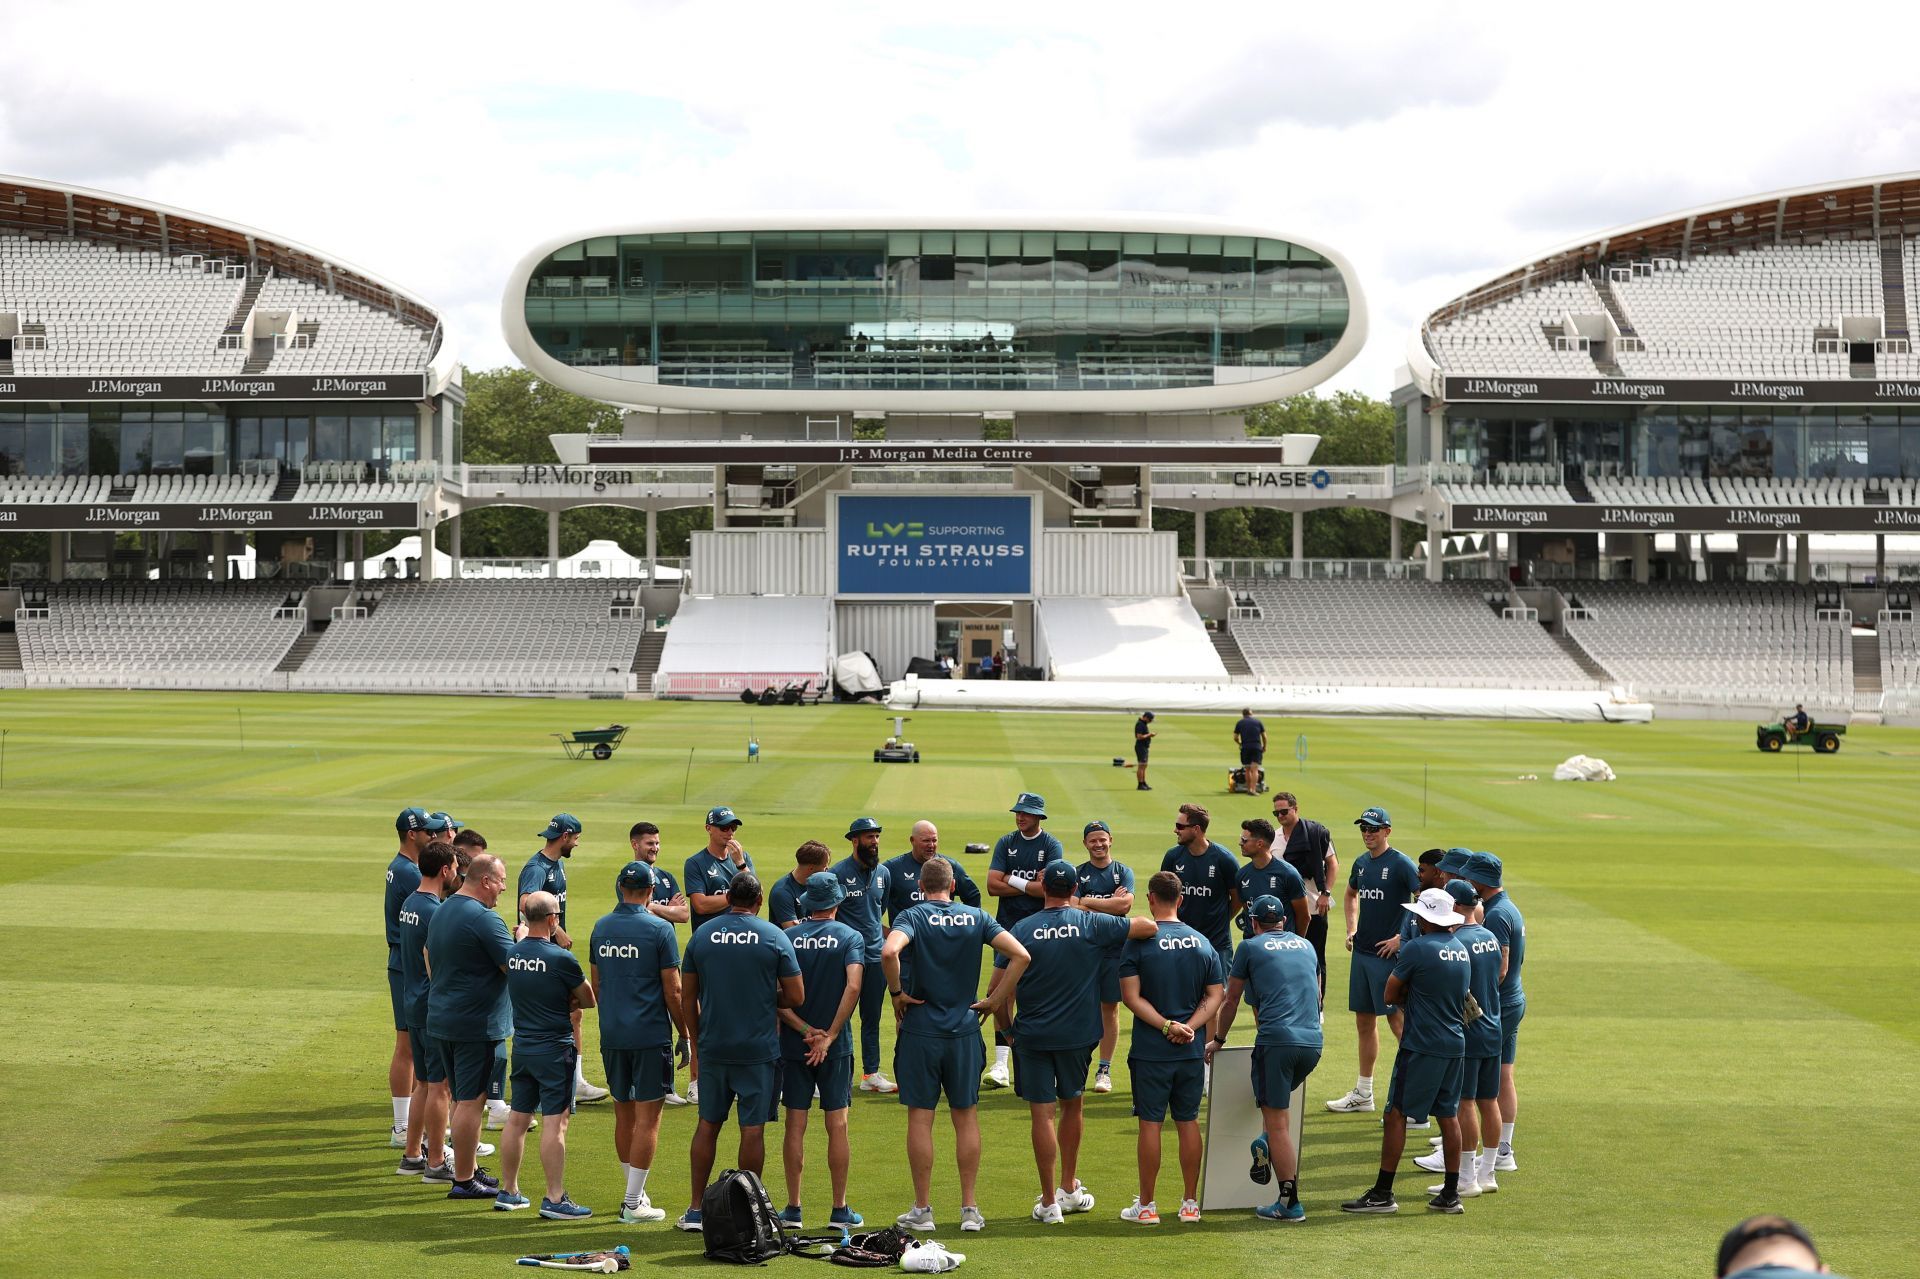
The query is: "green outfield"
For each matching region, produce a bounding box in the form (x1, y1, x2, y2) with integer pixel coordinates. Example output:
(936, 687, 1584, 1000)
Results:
(2, 691, 1915, 1277)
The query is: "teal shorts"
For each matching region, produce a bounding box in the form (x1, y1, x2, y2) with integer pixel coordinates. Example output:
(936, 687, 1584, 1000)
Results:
(408, 1027, 445, 1084)
(602, 1046, 673, 1104)
(1013, 1044, 1092, 1104)
(511, 1046, 577, 1116)
(1385, 1049, 1463, 1124)
(1251, 1042, 1320, 1109)
(1348, 951, 1394, 1016)
(895, 1032, 984, 1111)
(1500, 1001, 1525, 1065)
(1097, 952, 1123, 1005)
(699, 1059, 781, 1126)
(432, 1037, 503, 1103)
(1464, 1054, 1500, 1101)
(1129, 1056, 1204, 1123)
(387, 965, 407, 1032)
(782, 1054, 855, 1112)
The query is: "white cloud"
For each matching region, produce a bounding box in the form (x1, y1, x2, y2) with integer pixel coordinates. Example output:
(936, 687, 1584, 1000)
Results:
(8, 0, 1920, 398)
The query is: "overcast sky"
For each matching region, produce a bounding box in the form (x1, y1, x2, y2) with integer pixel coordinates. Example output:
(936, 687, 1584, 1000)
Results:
(7, 1, 1920, 398)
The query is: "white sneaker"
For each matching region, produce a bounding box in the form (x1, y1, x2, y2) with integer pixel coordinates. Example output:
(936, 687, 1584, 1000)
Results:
(388, 1124, 407, 1148)
(984, 1059, 1011, 1090)
(486, 1102, 533, 1130)
(1177, 1199, 1201, 1223)
(1031, 1199, 1064, 1225)
(1405, 1119, 1432, 1131)
(896, 1205, 936, 1233)
(1413, 1150, 1446, 1173)
(959, 1206, 985, 1232)
(1429, 1135, 1446, 1146)
(686, 1080, 699, 1106)
(1428, 1177, 1481, 1198)
(621, 1195, 667, 1223)
(663, 1090, 690, 1107)
(901, 1241, 966, 1274)
(1119, 1198, 1160, 1224)
(1325, 1088, 1375, 1113)
(474, 1139, 496, 1158)
(859, 1072, 899, 1094)
(1092, 1069, 1113, 1094)
(574, 1079, 610, 1103)
(1478, 1154, 1500, 1192)
(1494, 1149, 1517, 1172)
(1057, 1182, 1095, 1214)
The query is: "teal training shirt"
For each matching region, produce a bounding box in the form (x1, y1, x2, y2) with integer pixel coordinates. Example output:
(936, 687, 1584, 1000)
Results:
(1010, 906, 1132, 1050)
(683, 912, 800, 1064)
(1074, 859, 1134, 902)
(507, 936, 585, 1052)
(1230, 929, 1323, 1049)
(588, 903, 680, 1050)
(1391, 930, 1471, 1058)
(385, 853, 422, 965)
(1159, 841, 1239, 948)
(684, 849, 758, 931)
(767, 870, 811, 928)
(988, 829, 1064, 929)
(891, 900, 1005, 1037)
(781, 919, 865, 1060)
(1349, 847, 1421, 951)
(1454, 921, 1504, 1058)
(425, 893, 513, 1042)
(1234, 855, 1306, 935)
(829, 855, 891, 952)
(396, 888, 440, 1030)
(1118, 920, 1224, 1062)
(517, 850, 568, 930)
(882, 852, 982, 924)
(1480, 891, 1527, 1009)
(612, 863, 681, 908)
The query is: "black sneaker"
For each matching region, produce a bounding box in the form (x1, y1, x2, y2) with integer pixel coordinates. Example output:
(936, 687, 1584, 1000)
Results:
(447, 1178, 495, 1201)
(471, 1166, 501, 1190)
(1339, 1189, 1398, 1214)
(394, 1155, 427, 1176)
(1427, 1192, 1464, 1215)
(1137, 783, 1152, 791)
(421, 1163, 454, 1183)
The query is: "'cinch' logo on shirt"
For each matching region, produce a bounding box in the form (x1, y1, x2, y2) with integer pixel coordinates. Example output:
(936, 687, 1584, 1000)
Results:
(712, 932, 762, 945)
(1469, 938, 1500, 955)
(793, 935, 843, 950)
(398, 908, 421, 926)
(1029, 923, 1083, 940)
(509, 956, 548, 972)
(1183, 884, 1217, 898)
(1357, 887, 1386, 901)
(920, 911, 972, 928)
(1159, 934, 1206, 950)
(597, 942, 643, 959)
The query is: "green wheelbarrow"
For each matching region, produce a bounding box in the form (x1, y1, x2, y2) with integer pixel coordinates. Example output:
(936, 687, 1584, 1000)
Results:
(554, 724, 629, 760)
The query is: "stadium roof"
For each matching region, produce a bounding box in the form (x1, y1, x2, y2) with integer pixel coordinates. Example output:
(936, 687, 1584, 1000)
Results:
(0, 173, 455, 389)
(1405, 171, 1920, 395)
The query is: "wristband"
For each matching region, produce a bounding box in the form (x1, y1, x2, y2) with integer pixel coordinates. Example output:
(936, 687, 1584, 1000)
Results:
(889, 988, 904, 997)
(1008, 874, 1031, 894)
(1162, 1020, 1175, 1035)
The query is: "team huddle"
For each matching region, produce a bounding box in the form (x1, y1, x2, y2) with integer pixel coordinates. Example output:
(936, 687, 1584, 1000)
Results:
(378, 789, 1528, 1231)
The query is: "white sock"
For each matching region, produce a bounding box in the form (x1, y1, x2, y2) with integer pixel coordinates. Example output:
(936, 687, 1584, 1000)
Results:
(1480, 1148, 1498, 1179)
(995, 1046, 1011, 1068)
(391, 1097, 410, 1126)
(1355, 1075, 1373, 1096)
(574, 1059, 589, 1086)
(627, 1166, 649, 1207)
(1499, 1122, 1515, 1153)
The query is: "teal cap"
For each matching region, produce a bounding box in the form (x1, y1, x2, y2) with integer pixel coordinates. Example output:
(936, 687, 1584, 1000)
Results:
(1443, 880, 1479, 910)
(1438, 847, 1474, 875)
(844, 816, 883, 839)
(431, 811, 464, 832)
(1465, 851, 1503, 888)
(705, 805, 743, 828)
(1082, 820, 1112, 839)
(617, 861, 655, 893)
(1010, 792, 1048, 817)
(538, 812, 582, 840)
(1040, 859, 1079, 895)
(397, 806, 449, 835)
(1248, 894, 1287, 926)
(1354, 806, 1392, 829)
(801, 871, 848, 913)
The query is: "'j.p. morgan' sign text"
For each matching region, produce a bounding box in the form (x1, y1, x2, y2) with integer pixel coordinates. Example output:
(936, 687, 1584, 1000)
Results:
(0, 502, 421, 531)
(1449, 504, 1920, 533)
(0, 374, 427, 401)
(1441, 376, 1920, 405)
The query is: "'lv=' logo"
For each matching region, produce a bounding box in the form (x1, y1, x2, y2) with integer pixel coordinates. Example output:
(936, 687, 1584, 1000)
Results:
(867, 521, 925, 538)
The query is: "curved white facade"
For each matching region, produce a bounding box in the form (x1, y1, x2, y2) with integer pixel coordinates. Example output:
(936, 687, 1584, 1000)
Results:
(504, 213, 1366, 412)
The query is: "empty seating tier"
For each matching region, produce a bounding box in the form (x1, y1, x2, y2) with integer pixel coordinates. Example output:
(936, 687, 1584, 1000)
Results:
(17, 583, 303, 689)
(1222, 580, 1596, 690)
(1563, 583, 1850, 707)
(290, 581, 646, 695)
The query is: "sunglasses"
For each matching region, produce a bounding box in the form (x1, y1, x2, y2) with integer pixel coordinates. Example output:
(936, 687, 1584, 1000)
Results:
(1359, 824, 1386, 833)
(1173, 822, 1194, 830)
(1272, 807, 1294, 816)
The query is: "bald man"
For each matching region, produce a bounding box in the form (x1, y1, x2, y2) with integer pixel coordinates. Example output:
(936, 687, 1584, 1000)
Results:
(882, 821, 982, 926)
(426, 852, 514, 1199)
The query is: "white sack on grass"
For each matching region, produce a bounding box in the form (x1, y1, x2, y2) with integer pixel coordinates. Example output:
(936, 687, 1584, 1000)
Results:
(1554, 754, 1616, 781)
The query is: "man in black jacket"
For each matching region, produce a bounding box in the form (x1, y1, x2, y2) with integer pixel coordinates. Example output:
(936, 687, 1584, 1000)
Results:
(1271, 792, 1338, 1006)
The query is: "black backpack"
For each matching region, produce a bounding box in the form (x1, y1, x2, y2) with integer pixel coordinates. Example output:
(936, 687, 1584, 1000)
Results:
(701, 1169, 789, 1265)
